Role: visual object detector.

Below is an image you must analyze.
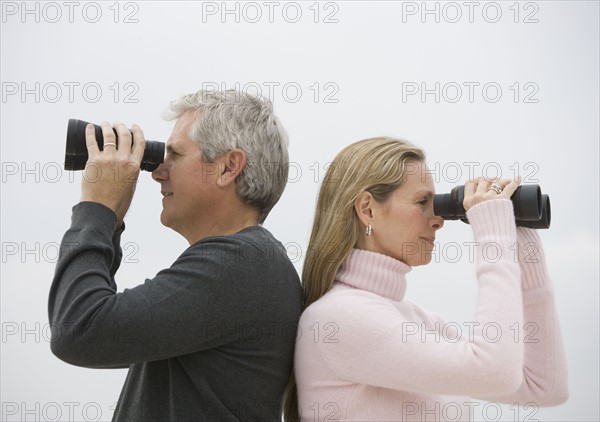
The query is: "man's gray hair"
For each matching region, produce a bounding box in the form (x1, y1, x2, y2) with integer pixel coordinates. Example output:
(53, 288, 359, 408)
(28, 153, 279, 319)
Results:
(163, 90, 289, 224)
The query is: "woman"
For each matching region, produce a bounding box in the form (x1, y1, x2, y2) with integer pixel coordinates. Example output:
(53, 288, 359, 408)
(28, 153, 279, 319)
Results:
(286, 137, 568, 421)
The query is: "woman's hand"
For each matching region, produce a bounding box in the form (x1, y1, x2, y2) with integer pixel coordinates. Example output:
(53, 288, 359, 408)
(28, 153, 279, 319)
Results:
(463, 176, 521, 212)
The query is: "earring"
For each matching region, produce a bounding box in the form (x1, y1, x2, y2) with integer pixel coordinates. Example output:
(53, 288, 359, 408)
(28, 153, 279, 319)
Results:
(365, 224, 372, 236)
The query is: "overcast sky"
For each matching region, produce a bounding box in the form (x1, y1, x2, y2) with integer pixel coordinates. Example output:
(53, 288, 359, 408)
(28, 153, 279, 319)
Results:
(1, 1, 598, 420)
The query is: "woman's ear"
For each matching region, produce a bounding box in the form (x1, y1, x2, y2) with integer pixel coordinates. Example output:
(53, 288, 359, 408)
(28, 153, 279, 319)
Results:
(354, 191, 374, 226)
(216, 148, 247, 187)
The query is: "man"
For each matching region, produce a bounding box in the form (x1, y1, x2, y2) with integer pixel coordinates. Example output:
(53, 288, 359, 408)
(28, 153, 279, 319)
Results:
(48, 90, 303, 421)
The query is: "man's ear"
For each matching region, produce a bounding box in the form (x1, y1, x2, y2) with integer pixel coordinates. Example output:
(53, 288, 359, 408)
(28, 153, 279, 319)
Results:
(354, 191, 374, 226)
(216, 148, 247, 187)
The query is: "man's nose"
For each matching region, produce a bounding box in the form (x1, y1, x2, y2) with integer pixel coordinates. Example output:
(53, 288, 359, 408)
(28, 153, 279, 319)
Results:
(152, 162, 168, 182)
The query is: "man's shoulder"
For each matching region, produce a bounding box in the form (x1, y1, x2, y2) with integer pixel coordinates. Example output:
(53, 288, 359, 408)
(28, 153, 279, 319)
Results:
(194, 226, 284, 251)
(182, 226, 292, 270)
(230, 225, 282, 245)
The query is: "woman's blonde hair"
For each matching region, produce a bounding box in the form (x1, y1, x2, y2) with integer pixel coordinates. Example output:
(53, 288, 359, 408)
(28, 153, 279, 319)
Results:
(283, 137, 425, 421)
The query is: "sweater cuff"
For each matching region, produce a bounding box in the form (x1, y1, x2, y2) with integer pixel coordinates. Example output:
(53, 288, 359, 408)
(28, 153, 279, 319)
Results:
(72, 201, 118, 234)
(516, 227, 551, 290)
(466, 199, 517, 244)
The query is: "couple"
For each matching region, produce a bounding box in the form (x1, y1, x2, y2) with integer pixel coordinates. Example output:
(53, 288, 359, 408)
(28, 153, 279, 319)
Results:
(49, 89, 568, 421)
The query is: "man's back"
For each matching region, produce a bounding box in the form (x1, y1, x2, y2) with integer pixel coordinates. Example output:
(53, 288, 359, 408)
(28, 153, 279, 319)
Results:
(113, 226, 302, 421)
(49, 202, 302, 421)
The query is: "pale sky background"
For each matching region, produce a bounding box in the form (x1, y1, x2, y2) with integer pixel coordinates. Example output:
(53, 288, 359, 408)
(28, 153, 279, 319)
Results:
(1, 1, 598, 421)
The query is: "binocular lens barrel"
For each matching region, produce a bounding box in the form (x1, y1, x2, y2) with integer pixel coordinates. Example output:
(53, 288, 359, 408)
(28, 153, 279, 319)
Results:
(518, 194, 551, 229)
(64, 119, 165, 172)
(433, 184, 551, 229)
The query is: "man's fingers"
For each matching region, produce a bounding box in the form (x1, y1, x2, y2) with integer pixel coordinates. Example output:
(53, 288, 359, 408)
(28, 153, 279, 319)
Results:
(86, 121, 145, 173)
(130, 124, 146, 164)
(99, 121, 118, 152)
(113, 122, 131, 155)
(84, 123, 101, 155)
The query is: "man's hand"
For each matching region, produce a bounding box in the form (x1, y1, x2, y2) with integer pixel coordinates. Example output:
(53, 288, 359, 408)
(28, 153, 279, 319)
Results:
(80, 122, 146, 229)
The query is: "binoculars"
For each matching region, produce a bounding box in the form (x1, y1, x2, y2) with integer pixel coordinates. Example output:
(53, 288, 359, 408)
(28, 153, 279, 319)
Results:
(434, 184, 551, 229)
(63, 119, 165, 172)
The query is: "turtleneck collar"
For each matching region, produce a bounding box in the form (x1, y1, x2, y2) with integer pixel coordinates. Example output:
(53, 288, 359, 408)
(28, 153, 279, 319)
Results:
(335, 248, 411, 302)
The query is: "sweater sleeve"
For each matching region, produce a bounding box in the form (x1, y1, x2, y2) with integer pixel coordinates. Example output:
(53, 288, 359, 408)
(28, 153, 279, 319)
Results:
(310, 199, 525, 397)
(48, 202, 270, 368)
(474, 227, 569, 406)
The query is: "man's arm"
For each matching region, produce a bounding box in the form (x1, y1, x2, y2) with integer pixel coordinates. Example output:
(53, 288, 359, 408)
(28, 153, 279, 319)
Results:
(71, 216, 128, 369)
(48, 201, 269, 368)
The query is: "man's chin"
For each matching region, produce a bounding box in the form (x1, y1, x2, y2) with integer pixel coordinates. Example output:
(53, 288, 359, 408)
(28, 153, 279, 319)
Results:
(159, 210, 172, 229)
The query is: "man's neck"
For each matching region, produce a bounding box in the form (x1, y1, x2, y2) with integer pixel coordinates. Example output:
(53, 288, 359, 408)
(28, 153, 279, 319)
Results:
(183, 205, 260, 245)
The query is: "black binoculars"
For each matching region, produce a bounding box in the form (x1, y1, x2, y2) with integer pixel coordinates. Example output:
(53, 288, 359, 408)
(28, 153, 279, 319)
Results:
(434, 184, 551, 229)
(63, 119, 165, 172)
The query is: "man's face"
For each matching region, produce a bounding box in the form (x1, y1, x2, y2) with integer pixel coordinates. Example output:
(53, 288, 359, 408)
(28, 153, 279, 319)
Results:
(152, 111, 222, 242)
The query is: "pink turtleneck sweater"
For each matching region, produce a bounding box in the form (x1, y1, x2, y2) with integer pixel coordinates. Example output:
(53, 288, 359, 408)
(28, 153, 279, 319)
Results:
(294, 199, 568, 421)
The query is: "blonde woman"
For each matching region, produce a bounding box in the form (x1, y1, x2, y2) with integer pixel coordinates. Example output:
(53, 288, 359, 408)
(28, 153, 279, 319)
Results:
(285, 138, 568, 421)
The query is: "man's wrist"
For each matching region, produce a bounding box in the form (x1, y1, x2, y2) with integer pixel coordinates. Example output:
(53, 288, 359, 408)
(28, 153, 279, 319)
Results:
(115, 220, 126, 234)
(75, 201, 119, 231)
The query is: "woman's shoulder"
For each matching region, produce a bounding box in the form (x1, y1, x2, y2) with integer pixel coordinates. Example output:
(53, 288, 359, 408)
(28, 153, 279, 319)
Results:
(300, 282, 419, 324)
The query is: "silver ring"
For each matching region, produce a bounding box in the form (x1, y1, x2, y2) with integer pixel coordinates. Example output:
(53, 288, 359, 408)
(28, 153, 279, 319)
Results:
(489, 183, 503, 194)
(103, 142, 117, 148)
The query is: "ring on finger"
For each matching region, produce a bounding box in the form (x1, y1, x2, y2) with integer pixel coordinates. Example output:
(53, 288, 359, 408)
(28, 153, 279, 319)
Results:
(488, 183, 503, 194)
(103, 142, 117, 148)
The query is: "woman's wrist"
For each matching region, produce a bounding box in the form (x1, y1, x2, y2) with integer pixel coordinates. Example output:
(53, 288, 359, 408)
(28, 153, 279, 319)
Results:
(466, 199, 517, 244)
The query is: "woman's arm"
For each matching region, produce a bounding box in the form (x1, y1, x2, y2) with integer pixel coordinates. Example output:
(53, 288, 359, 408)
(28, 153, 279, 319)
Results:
(475, 228, 569, 406)
(301, 199, 526, 397)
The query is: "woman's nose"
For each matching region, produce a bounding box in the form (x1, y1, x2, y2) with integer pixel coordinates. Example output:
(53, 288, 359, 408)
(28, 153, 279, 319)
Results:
(431, 215, 444, 230)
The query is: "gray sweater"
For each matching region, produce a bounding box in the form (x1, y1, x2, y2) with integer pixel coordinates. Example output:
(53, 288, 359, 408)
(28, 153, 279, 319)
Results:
(48, 202, 303, 421)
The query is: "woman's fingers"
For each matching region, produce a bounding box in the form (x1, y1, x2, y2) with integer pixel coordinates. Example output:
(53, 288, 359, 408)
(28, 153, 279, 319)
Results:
(498, 176, 522, 199)
(463, 176, 522, 211)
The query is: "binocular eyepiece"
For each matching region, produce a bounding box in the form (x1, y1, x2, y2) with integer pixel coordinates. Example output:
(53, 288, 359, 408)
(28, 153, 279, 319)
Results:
(64, 119, 165, 172)
(434, 184, 551, 229)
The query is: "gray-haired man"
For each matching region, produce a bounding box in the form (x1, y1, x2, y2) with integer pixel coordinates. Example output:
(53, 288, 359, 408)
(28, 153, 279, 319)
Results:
(49, 90, 302, 421)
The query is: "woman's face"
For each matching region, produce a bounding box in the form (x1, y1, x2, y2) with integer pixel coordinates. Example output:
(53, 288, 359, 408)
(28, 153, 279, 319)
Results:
(361, 161, 444, 266)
